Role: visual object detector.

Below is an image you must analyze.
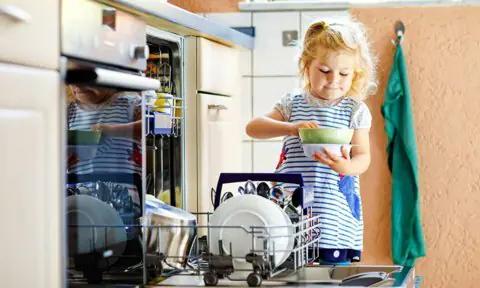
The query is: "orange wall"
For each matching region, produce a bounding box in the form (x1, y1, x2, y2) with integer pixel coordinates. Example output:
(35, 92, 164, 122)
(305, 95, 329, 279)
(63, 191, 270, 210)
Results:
(170, 2, 480, 287)
(352, 7, 480, 288)
(168, 0, 240, 12)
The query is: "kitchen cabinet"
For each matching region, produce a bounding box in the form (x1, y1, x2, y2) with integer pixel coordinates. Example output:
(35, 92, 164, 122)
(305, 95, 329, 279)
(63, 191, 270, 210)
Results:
(0, 0, 59, 69)
(0, 63, 62, 288)
(185, 37, 243, 222)
(197, 93, 242, 214)
(196, 37, 239, 96)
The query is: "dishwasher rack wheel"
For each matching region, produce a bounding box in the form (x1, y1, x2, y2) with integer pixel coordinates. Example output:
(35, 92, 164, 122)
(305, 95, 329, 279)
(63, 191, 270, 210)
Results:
(247, 272, 262, 287)
(203, 271, 219, 286)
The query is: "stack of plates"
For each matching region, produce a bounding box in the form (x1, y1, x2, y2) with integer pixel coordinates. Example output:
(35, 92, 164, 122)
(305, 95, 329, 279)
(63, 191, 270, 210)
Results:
(209, 195, 294, 269)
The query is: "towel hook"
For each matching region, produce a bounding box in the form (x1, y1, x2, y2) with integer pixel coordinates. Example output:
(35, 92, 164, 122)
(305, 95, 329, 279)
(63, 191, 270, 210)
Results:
(392, 20, 405, 45)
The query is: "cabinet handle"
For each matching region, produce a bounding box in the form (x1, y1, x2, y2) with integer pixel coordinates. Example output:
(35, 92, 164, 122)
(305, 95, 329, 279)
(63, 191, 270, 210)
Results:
(0, 5, 31, 23)
(208, 104, 228, 111)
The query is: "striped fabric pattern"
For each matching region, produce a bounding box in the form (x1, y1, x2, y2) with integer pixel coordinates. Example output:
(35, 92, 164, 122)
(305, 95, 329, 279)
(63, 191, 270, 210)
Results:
(277, 94, 363, 251)
(68, 94, 141, 175)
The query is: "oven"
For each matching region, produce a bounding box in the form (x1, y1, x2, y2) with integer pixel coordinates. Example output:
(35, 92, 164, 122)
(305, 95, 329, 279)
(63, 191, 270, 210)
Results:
(61, 0, 185, 285)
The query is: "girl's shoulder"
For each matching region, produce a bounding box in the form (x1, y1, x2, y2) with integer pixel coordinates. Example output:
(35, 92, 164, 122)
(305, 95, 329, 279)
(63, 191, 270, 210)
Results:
(274, 90, 305, 120)
(347, 98, 372, 129)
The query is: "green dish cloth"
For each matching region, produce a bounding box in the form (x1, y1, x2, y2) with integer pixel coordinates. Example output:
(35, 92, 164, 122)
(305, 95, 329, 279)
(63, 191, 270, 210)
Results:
(381, 42, 426, 266)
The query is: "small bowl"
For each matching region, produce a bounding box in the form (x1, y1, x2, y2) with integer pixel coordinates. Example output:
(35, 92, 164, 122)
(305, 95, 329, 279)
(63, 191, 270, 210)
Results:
(68, 130, 102, 145)
(303, 143, 352, 159)
(299, 128, 353, 144)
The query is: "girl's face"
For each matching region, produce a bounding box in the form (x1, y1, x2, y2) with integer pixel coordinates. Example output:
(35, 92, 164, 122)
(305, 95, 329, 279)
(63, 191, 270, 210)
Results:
(307, 49, 356, 101)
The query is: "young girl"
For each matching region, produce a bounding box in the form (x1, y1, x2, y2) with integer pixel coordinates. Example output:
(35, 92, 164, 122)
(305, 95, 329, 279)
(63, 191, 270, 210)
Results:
(246, 19, 376, 264)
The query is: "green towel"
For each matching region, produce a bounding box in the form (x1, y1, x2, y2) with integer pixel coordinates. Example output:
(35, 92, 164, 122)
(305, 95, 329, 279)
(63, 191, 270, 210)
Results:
(381, 42, 426, 266)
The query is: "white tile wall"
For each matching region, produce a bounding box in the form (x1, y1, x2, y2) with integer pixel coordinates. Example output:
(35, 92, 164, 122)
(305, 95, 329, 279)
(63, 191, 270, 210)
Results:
(252, 76, 301, 118)
(242, 141, 253, 172)
(253, 141, 284, 173)
(240, 76, 252, 140)
(300, 11, 350, 37)
(252, 12, 300, 76)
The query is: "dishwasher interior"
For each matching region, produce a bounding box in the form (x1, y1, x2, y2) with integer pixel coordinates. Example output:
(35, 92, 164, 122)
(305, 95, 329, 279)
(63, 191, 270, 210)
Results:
(66, 27, 185, 286)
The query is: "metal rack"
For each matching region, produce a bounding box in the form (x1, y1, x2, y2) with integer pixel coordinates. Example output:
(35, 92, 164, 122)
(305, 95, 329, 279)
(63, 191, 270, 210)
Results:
(142, 173, 320, 287)
(68, 173, 319, 287)
(145, 48, 185, 137)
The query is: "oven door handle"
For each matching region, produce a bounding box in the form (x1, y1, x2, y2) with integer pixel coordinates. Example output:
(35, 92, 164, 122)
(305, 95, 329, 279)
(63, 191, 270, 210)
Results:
(65, 67, 160, 91)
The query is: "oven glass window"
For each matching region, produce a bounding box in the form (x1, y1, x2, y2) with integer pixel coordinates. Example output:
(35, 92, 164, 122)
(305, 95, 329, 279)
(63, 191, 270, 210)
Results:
(65, 84, 144, 283)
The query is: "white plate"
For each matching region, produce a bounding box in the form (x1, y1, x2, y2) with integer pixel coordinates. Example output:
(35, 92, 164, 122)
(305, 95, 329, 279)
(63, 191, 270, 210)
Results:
(67, 195, 127, 257)
(302, 143, 352, 159)
(209, 195, 294, 269)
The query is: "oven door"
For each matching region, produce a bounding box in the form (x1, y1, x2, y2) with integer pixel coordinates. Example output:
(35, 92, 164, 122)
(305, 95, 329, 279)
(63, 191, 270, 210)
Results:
(63, 58, 159, 284)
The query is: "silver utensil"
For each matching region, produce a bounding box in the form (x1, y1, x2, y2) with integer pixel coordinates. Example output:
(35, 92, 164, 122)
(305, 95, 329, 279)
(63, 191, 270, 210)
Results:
(244, 180, 256, 195)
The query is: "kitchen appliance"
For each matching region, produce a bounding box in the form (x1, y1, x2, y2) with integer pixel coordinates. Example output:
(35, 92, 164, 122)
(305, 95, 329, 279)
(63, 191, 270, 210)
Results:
(62, 0, 185, 285)
(153, 173, 411, 287)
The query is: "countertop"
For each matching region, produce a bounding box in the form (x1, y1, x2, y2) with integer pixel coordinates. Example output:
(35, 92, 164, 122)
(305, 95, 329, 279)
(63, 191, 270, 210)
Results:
(97, 0, 254, 49)
(155, 265, 417, 287)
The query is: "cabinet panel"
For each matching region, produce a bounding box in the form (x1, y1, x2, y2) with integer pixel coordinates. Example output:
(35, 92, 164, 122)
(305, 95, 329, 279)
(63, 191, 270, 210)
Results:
(197, 93, 242, 217)
(197, 38, 240, 95)
(0, 0, 59, 69)
(0, 63, 62, 288)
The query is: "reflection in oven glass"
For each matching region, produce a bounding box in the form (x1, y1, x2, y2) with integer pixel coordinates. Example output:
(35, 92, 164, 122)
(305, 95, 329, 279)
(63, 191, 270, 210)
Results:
(66, 84, 144, 284)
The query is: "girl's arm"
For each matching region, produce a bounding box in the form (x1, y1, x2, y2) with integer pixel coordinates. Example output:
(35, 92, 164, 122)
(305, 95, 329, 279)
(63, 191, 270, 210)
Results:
(246, 109, 318, 139)
(314, 128, 371, 175)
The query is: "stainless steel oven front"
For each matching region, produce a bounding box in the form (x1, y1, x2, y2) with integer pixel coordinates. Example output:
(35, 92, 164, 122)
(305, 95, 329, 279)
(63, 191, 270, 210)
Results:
(61, 0, 160, 285)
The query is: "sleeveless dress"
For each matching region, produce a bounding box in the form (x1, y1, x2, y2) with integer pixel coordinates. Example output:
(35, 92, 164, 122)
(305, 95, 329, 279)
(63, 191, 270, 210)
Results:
(275, 92, 371, 262)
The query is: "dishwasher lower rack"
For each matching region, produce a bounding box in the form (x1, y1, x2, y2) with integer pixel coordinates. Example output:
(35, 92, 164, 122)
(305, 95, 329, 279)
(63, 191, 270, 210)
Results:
(66, 211, 321, 286)
(139, 209, 321, 287)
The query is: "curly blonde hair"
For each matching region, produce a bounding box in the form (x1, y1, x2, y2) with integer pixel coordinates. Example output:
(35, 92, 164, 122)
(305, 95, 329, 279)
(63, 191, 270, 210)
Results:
(299, 19, 377, 100)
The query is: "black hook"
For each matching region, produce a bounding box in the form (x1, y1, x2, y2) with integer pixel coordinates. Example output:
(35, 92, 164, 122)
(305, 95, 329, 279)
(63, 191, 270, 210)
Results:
(394, 20, 405, 45)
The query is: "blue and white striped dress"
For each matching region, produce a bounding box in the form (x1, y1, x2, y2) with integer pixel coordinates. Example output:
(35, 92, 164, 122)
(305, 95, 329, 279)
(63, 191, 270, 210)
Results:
(67, 92, 142, 228)
(275, 92, 371, 262)
(67, 93, 142, 176)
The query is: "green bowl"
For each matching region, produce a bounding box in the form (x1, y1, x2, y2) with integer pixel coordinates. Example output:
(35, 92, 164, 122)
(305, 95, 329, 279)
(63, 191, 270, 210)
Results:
(68, 130, 102, 145)
(299, 128, 353, 144)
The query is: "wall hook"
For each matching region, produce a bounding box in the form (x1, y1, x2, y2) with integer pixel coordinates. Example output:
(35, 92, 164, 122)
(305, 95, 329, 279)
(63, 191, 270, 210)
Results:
(392, 20, 405, 45)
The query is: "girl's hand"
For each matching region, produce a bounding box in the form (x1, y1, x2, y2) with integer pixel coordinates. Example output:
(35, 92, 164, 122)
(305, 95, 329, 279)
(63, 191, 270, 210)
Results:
(289, 121, 318, 136)
(313, 145, 352, 174)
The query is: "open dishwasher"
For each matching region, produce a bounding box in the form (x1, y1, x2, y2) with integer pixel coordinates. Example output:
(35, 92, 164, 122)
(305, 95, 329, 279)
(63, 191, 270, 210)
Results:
(146, 173, 415, 287)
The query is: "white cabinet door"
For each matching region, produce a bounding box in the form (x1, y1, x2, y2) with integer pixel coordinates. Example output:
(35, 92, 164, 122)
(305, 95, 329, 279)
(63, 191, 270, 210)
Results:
(197, 38, 240, 96)
(197, 93, 242, 216)
(0, 63, 62, 288)
(0, 0, 59, 69)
